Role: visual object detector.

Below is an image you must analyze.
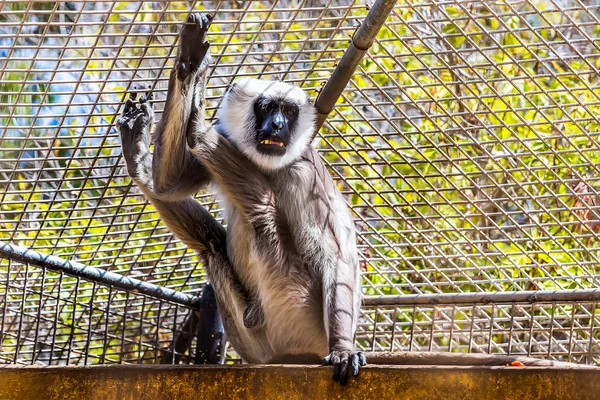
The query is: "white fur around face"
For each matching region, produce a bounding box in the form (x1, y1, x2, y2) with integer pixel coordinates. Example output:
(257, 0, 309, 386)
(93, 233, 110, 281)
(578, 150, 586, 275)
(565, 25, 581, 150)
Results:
(216, 78, 316, 171)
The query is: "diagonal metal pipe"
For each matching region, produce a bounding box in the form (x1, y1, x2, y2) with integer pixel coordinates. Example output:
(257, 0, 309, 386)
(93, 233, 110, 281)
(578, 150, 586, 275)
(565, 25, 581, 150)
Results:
(0, 240, 200, 309)
(312, 0, 397, 138)
(5, 237, 598, 310)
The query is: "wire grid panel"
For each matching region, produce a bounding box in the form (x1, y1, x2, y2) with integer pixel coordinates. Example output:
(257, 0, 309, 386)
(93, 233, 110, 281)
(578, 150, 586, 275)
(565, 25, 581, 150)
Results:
(0, 0, 368, 294)
(0, 258, 195, 365)
(1, 0, 600, 364)
(358, 301, 600, 364)
(342, 0, 600, 297)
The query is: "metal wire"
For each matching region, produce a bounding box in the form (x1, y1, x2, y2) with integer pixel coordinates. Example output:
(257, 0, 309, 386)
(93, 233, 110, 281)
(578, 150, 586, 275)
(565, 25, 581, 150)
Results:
(0, 257, 195, 365)
(358, 300, 600, 364)
(0, 240, 200, 308)
(1, 0, 600, 365)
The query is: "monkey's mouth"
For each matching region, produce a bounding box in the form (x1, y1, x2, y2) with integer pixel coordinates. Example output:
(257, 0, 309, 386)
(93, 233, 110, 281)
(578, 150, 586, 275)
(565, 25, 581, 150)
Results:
(257, 138, 287, 156)
(259, 139, 285, 148)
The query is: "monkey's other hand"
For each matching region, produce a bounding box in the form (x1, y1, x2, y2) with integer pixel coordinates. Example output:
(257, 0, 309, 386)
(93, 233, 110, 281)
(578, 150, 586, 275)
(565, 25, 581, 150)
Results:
(116, 88, 154, 173)
(243, 300, 265, 329)
(177, 13, 212, 82)
(322, 350, 366, 386)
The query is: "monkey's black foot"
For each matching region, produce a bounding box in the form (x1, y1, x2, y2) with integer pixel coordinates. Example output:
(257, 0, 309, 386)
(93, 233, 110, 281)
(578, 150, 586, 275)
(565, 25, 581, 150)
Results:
(243, 300, 265, 329)
(322, 350, 366, 386)
(116, 87, 154, 168)
(177, 13, 212, 81)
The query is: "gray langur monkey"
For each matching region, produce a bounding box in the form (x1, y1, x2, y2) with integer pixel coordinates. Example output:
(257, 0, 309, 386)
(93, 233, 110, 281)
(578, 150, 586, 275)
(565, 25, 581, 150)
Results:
(116, 13, 365, 385)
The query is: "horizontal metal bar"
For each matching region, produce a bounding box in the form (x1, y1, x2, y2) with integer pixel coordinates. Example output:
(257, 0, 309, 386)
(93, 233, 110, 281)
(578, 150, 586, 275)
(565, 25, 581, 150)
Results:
(363, 289, 600, 306)
(364, 351, 596, 368)
(0, 241, 200, 309)
(3, 237, 599, 309)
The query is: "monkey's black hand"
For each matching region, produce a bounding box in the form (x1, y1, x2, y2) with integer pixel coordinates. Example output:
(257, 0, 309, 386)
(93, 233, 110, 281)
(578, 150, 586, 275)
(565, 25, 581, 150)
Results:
(243, 300, 265, 329)
(116, 87, 154, 175)
(177, 13, 212, 82)
(322, 350, 366, 386)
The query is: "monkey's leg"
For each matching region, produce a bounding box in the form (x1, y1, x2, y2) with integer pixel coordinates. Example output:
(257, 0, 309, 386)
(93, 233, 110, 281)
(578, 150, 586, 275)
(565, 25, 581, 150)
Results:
(151, 13, 213, 200)
(320, 259, 366, 386)
(195, 282, 224, 364)
(143, 195, 264, 333)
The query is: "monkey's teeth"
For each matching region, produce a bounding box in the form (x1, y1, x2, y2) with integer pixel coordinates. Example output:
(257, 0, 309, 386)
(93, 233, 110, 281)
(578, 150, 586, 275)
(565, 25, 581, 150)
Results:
(260, 139, 285, 147)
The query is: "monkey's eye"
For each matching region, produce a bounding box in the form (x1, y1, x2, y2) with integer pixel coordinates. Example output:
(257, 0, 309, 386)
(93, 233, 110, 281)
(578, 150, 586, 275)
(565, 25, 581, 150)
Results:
(284, 107, 295, 116)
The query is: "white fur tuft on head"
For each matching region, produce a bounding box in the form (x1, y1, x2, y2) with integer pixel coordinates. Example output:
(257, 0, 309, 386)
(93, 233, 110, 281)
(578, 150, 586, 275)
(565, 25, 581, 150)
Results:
(216, 78, 316, 170)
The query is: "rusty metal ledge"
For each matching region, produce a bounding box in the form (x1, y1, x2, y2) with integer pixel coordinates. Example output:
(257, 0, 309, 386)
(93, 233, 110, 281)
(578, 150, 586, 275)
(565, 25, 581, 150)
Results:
(1, 364, 599, 400)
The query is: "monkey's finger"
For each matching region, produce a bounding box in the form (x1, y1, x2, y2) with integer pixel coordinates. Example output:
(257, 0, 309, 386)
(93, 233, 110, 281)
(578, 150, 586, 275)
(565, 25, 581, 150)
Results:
(206, 14, 214, 25)
(194, 14, 204, 29)
(195, 13, 211, 31)
(201, 13, 213, 29)
(198, 41, 211, 61)
(332, 355, 342, 381)
(358, 352, 367, 366)
(350, 354, 360, 376)
(332, 363, 341, 382)
(146, 86, 153, 101)
(129, 91, 138, 102)
(202, 13, 210, 29)
(139, 102, 153, 118)
(339, 357, 349, 386)
(322, 355, 331, 366)
(187, 13, 198, 24)
(123, 98, 134, 114)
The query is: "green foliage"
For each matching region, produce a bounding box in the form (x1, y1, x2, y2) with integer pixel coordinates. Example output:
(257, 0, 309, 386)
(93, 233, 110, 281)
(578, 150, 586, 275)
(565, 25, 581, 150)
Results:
(1, 1, 599, 303)
(319, 0, 600, 296)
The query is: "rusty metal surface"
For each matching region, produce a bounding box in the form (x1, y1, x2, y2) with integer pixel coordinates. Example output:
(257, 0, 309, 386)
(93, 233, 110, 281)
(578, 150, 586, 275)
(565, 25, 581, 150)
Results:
(1, 364, 600, 400)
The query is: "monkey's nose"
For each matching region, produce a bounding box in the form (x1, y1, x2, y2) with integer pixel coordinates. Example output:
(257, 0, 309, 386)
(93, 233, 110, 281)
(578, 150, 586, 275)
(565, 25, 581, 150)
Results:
(272, 115, 284, 131)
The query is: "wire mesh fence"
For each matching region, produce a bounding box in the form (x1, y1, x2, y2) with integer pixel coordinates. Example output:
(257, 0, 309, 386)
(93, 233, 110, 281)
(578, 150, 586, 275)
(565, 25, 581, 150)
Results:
(1, 0, 600, 365)
(360, 299, 600, 365)
(0, 259, 196, 365)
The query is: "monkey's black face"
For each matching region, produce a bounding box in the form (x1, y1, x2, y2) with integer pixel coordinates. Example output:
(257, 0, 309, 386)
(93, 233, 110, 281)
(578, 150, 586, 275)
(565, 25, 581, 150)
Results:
(253, 97, 299, 156)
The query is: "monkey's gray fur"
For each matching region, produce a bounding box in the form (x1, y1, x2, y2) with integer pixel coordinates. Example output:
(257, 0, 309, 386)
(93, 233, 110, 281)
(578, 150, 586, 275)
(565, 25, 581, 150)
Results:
(116, 13, 365, 385)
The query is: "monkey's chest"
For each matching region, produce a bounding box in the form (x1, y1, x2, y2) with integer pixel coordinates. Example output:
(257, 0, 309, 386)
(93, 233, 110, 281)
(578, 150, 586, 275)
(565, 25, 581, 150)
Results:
(241, 250, 328, 360)
(226, 214, 328, 360)
(255, 266, 326, 349)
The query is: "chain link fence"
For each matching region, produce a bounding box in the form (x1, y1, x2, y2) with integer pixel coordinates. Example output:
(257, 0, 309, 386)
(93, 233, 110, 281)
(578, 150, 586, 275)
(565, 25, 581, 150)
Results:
(1, 0, 599, 365)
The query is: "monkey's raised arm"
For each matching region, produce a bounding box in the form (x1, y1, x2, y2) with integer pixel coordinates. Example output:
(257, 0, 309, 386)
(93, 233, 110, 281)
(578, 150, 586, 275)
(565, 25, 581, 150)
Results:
(151, 13, 213, 201)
